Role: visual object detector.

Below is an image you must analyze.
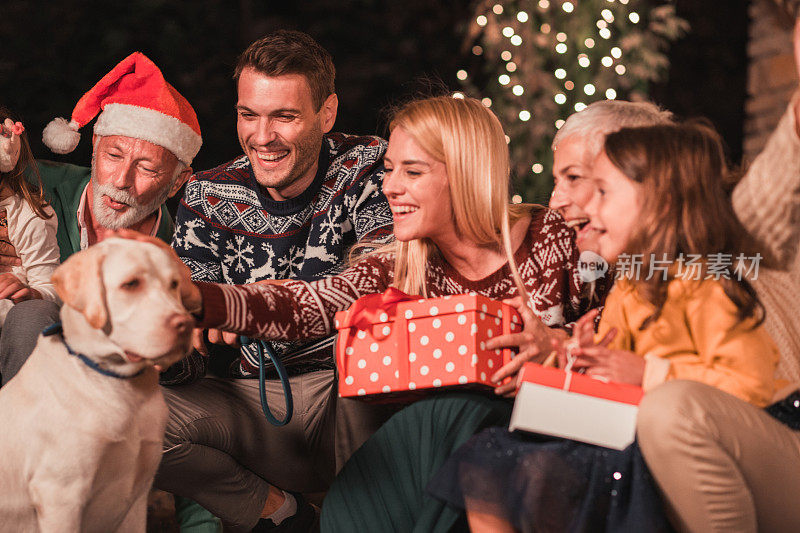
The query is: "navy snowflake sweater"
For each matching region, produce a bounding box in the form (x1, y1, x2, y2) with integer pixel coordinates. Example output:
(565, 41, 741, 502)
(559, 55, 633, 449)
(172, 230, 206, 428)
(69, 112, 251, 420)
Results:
(165, 132, 393, 383)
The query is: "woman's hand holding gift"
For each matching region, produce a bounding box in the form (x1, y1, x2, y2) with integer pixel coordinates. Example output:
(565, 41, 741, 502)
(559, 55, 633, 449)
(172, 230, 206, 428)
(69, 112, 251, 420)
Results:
(488, 296, 569, 397)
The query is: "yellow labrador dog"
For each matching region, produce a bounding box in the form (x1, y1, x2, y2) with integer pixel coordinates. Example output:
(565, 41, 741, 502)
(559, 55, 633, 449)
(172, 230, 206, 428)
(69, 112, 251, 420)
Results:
(0, 237, 195, 532)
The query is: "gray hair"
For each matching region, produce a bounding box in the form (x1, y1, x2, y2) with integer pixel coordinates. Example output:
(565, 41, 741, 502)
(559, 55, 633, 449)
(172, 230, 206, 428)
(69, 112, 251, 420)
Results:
(552, 100, 673, 158)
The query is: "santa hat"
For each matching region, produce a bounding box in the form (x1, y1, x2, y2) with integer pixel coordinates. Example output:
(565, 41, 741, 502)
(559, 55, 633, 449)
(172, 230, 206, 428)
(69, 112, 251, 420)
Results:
(43, 52, 202, 165)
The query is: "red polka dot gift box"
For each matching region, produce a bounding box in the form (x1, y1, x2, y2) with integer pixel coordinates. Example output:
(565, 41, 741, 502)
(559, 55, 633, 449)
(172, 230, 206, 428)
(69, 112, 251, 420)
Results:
(334, 288, 522, 400)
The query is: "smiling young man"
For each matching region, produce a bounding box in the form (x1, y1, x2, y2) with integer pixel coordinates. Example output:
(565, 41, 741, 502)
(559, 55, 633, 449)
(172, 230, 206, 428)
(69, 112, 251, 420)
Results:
(161, 31, 393, 532)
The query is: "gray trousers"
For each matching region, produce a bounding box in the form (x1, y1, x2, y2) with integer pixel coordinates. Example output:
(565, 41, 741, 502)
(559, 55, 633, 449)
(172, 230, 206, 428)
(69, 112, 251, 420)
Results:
(155, 371, 338, 532)
(0, 299, 60, 386)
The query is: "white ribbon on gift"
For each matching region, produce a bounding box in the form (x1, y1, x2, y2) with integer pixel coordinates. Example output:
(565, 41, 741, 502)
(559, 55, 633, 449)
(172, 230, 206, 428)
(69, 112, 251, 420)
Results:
(562, 340, 610, 392)
(563, 340, 578, 391)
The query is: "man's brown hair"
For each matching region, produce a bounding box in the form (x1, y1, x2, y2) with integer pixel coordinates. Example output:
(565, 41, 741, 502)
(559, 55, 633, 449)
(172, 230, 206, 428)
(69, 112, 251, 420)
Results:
(234, 30, 335, 111)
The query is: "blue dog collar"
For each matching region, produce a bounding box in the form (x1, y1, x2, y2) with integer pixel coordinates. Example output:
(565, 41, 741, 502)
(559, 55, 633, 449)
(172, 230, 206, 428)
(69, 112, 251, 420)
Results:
(42, 322, 146, 380)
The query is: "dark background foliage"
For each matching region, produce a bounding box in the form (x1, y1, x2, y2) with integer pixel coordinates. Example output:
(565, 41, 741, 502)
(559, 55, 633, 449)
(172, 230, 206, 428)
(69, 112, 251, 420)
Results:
(1, 0, 747, 195)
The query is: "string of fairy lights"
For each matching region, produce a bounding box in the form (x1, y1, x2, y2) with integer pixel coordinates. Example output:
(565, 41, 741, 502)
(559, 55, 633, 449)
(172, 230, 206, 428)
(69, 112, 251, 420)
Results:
(456, 0, 687, 204)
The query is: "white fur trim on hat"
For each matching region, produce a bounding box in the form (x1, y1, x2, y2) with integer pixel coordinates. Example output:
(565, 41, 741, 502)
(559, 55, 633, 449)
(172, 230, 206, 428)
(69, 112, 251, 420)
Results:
(42, 118, 81, 154)
(94, 103, 202, 165)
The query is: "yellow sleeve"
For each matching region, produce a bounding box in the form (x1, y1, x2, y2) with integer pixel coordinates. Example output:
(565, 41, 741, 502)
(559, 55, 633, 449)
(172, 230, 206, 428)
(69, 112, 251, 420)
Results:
(595, 283, 634, 352)
(666, 281, 778, 406)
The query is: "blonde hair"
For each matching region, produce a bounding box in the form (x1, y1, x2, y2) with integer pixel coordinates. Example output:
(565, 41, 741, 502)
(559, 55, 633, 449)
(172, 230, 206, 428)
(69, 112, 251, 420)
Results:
(371, 96, 530, 301)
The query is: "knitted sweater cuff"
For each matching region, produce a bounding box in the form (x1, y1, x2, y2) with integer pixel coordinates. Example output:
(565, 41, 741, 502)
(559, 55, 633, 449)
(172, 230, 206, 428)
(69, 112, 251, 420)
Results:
(195, 281, 228, 330)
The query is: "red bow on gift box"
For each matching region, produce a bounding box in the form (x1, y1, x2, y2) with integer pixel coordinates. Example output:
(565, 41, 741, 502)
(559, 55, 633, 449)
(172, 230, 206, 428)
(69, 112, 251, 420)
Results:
(335, 288, 415, 331)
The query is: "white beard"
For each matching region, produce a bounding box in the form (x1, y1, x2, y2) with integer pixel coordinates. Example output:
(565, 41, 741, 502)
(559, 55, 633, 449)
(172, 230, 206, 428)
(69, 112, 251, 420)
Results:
(91, 169, 171, 230)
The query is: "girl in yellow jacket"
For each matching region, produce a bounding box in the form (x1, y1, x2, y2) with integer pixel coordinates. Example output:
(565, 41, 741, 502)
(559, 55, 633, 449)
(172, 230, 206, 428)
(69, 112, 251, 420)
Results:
(566, 120, 778, 407)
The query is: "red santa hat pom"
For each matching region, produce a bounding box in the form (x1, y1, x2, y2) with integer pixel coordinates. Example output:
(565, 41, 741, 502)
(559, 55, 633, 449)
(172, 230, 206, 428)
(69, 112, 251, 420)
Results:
(42, 118, 81, 154)
(41, 52, 201, 164)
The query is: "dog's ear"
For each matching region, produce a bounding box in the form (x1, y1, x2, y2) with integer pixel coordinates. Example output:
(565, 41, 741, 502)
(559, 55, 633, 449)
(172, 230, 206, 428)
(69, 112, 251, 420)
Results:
(52, 245, 108, 329)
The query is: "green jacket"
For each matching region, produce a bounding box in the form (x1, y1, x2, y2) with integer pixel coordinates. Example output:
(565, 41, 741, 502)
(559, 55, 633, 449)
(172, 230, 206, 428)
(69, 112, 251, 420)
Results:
(32, 160, 174, 262)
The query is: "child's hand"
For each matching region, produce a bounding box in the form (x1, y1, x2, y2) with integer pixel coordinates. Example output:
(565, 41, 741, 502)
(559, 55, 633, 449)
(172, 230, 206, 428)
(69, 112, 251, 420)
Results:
(0, 118, 23, 173)
(570, 345, 645, 386)
(488, 296, 568, 397)
(0, 272, 40, 303)
(551, 309, 640, 383)
(552, 309, 616, 369)
(553, 310, 598, 368)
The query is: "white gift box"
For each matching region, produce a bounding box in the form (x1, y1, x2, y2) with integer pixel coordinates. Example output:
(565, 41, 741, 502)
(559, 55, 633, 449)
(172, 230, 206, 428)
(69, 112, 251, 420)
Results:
(508, 364, 643, 450)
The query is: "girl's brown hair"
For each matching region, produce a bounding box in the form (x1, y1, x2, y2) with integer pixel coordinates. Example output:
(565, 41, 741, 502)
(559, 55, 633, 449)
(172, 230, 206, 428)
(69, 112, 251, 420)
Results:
(0, 107, 52, 220)
(603, 121, 763, 327)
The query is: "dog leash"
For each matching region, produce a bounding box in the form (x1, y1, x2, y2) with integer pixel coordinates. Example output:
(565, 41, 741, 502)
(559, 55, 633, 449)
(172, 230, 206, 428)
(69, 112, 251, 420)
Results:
(42, 322, 145, 379)
(239, 336, 293, 426)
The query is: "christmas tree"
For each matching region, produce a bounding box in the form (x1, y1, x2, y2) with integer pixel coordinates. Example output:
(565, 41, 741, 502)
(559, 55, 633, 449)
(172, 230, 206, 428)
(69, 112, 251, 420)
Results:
(458, 0, 688, 203)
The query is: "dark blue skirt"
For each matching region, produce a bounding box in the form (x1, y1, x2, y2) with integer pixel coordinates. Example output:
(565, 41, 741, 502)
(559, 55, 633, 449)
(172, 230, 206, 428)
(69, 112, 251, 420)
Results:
(427, 390, 800, 533)
(426, 428, 672, 533)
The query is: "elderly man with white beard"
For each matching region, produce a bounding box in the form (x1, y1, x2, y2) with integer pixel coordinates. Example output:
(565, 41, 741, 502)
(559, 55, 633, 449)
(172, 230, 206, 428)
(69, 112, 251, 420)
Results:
(0, 52, 200, 386)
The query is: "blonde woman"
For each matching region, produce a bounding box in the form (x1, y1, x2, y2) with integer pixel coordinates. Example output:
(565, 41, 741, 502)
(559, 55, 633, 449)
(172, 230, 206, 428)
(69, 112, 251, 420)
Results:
(172, 95, 595, 531)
